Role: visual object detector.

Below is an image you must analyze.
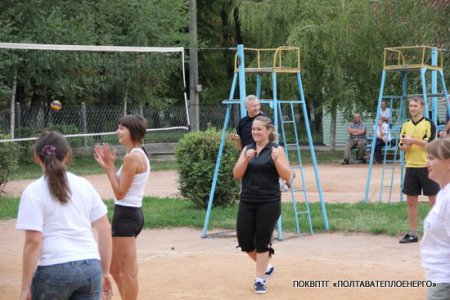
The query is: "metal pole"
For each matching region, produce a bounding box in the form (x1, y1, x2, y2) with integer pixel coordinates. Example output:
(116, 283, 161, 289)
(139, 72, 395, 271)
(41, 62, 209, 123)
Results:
(431, 48, 437, 125)
(201, 72, 239, 238)
(298, 73, 329, 231)
(81, 102, 88, 149)
(189, 0, 200, 131)
(364, 70, 386, 203)
(237, 45, 247, 118)
(10, 75, 17, 138)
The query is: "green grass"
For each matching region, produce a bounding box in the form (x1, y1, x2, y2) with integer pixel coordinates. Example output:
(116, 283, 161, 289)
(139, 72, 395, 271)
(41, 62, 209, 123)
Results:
(10, 157, 178, 180)
(10, 149, 342, 180)
(1, 196, 432, 237)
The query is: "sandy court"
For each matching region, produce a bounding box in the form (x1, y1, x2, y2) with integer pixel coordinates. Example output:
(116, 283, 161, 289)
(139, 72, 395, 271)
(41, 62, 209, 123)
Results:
(4, 163, 426, 203)
(1, 163, 431, 299)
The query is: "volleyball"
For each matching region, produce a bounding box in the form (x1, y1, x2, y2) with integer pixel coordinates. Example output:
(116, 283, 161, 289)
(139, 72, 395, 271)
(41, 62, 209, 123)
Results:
(50, 100, 62, 111)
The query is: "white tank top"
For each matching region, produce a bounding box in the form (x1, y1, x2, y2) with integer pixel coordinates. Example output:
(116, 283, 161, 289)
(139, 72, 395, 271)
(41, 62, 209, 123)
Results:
(115, 148, 150, 207)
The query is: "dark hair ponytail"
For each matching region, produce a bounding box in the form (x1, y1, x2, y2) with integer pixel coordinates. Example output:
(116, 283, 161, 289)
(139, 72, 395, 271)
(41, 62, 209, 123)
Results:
(34, 132, 72, 204)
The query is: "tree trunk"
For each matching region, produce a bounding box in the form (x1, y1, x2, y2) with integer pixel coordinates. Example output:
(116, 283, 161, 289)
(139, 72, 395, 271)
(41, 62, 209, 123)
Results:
(329, 103, 337, 151)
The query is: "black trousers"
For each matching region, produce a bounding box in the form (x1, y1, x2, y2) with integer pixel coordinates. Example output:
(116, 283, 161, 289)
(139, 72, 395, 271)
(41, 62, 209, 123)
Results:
(236, 200, 281, 253)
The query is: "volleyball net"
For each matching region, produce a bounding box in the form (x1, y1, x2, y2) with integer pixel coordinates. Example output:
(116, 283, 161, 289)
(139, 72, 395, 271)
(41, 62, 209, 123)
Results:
(0, 42, 190, 155)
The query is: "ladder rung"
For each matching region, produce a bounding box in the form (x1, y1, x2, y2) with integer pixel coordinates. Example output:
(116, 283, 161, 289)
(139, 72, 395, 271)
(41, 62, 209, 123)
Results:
(281, 120, 295, 124)
(290, 165, 303, 170)
(291, 165, 303, 169)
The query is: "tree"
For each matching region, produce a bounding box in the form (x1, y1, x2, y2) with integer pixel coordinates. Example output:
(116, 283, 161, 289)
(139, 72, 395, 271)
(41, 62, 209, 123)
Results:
(0, 0, 190, 112)
(235, 0, 450, 148)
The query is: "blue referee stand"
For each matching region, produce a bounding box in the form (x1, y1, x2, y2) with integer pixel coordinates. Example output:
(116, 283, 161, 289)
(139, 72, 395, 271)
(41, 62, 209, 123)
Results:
(201, 44, 329, 239)
(364, 46, 449, 203)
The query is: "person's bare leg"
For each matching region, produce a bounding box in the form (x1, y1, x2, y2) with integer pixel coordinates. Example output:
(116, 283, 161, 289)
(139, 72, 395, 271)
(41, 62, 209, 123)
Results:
(247, 250, 256, 261)
(256, 252, 270, 278)
(406, 195, 418, 232)
(429, 195, 436, 206)
(110, 240, 123, 298)
(113, 237, 139, 300)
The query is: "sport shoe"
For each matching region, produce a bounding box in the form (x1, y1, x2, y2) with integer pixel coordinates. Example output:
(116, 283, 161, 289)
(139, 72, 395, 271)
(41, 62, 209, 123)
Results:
(399, 233, 418, 244)
(264, 266, 275, 283)
(341, 159, 349, 165)
(254, 281, 267, 294)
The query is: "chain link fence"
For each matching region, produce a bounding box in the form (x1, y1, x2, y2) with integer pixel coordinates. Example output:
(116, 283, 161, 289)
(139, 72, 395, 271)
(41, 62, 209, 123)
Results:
(0, 103, 321, 159)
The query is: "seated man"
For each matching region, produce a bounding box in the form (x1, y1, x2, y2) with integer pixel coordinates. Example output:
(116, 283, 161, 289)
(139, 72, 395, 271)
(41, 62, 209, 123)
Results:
(379, 100, 391, 124)
(373, 117, 391, 163)
(438, 97, 450, 138)
(342, 113, 367, 165)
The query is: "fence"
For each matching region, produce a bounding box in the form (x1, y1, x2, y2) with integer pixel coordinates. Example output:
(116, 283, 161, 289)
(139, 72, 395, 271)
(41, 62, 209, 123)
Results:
(0, 103, 322, 157)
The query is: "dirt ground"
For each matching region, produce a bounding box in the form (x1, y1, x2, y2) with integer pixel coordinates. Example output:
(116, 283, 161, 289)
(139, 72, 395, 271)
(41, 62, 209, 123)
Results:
(1, 163, 431, 299)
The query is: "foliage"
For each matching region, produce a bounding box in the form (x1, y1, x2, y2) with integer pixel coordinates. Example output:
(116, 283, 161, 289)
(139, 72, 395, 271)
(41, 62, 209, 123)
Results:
(0, 0, 190, 110)
(0, 136, 19, 195)
(175, 128, 240, 209)
(234, 0, 450, 147)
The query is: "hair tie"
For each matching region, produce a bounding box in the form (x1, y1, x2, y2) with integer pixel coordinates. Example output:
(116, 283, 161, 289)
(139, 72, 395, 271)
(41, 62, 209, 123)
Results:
(41, 145, 57, 156)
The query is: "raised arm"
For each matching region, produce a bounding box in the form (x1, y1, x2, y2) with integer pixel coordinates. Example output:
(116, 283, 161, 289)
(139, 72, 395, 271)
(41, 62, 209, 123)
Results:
(233, 146, 255, 179)
(95, 144, 139, 200)
(271, 146, 292, 182)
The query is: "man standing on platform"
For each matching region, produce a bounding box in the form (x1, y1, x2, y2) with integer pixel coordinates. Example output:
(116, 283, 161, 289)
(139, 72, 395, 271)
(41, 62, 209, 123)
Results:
(398, 96, 440, 244)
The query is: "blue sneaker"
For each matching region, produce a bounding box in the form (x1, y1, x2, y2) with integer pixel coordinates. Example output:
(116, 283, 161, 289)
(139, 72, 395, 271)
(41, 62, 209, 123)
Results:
(264, 266, 275, 282)
(254, 281, 267, 294)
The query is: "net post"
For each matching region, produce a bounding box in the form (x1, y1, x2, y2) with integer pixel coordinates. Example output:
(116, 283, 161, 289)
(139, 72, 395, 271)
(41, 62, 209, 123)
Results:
(81, 102, 88, 149)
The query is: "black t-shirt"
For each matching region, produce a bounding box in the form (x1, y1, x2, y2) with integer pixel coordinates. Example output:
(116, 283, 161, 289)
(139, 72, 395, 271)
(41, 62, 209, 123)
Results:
(236, 112, 265, 150)
(240, 142, 281, 203)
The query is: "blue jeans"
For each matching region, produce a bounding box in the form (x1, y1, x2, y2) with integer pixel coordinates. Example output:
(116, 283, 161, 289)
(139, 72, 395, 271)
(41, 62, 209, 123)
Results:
(31, 259, 102, 300)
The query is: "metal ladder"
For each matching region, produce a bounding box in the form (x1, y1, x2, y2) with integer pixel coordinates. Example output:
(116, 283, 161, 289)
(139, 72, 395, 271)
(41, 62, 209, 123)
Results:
(277, 100, 313, 235)
(376, 96, 405, 203)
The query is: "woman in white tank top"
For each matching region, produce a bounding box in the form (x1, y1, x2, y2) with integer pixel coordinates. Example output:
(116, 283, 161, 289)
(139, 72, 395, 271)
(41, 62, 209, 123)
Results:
(95, 115, 150, 300)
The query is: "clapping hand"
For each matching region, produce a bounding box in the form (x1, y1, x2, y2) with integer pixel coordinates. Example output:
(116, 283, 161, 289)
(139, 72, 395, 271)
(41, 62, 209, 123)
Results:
(230, 131, 240, 141)
(94, 143, 117, 171)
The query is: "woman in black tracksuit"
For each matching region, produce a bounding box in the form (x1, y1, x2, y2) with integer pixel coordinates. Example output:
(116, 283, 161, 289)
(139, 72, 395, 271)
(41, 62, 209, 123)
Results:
(233, 115, 292, 294)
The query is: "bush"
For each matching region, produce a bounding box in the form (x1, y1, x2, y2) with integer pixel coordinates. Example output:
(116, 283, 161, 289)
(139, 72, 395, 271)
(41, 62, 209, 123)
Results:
(0, 135, 19, 195)
(175, 128, 240, 209)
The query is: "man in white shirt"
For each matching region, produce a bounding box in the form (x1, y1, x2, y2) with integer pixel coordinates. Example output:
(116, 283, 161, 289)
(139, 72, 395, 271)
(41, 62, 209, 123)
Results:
(373, 117, 391, 163)
(379, 100, 391, 124)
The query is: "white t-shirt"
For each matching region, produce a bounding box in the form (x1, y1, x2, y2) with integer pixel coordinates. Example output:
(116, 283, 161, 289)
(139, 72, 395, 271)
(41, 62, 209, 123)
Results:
(16, 172, 107, 266)
(421, 183, 450, 283)
(379, 107, 391, 122)
(115, 148, 150, 207)
(373, 122, 391, 142)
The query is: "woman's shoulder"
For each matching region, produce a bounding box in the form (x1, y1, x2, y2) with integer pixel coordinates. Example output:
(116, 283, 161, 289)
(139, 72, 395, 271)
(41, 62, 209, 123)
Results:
(124, 148, 146, 160)
(22, 176, 46, 194)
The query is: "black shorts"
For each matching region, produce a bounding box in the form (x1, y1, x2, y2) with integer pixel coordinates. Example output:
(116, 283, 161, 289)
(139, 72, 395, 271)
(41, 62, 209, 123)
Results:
(402, 167, 440, 196)
(236, 201, 281, 254)
(111, 205, 144, 238)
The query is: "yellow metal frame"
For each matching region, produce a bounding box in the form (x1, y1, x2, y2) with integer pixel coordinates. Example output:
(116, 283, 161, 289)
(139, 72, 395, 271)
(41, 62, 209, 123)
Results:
(234, 46, 301, 73)
(383, 45, 444, 71)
